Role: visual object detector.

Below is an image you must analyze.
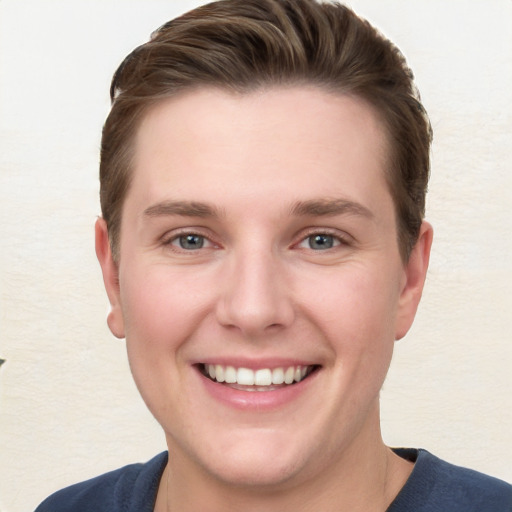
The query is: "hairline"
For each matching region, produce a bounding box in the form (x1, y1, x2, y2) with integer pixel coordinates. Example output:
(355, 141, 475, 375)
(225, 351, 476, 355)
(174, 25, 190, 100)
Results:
(108, 83, 408, 264)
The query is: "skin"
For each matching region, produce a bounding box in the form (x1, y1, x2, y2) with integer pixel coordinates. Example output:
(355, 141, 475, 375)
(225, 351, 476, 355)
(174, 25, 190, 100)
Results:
(96, 87, 432, 511)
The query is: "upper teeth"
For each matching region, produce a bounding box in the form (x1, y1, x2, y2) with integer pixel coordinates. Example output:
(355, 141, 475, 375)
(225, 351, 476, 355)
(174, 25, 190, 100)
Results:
(204, 364, 310, 386)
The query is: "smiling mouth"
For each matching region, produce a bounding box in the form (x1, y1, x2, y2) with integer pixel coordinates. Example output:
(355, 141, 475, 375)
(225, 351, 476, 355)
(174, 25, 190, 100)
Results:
(199, 364, 318, 391)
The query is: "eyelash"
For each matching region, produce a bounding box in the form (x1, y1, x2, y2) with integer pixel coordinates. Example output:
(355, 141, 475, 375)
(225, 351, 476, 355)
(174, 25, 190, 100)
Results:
(161, 229, 216, 252)
(161, 228, 351, 253)
(295, 229, 351, 251)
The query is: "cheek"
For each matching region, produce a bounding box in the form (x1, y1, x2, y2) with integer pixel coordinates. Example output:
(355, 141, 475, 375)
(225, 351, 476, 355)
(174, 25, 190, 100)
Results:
(306, 265, 400, 338)
(303, 266, 400, 385)
(119, 269, 213, 418)
(119, 267, 212, 378)
(121, 264, 207, 333)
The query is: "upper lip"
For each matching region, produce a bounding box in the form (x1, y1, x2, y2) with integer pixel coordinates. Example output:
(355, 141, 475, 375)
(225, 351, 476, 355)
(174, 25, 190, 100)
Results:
(194, 358, 320, 370)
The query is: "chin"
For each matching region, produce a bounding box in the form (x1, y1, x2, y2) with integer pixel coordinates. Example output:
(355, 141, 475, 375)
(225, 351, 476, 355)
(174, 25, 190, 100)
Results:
(185, 428, 313, 489)
(206, 453, 304, 489)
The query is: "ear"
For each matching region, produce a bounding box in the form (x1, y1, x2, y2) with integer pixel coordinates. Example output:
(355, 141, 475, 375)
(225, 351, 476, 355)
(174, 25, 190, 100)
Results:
(95, 218, 125, 339)
(395, 221, 433, 340)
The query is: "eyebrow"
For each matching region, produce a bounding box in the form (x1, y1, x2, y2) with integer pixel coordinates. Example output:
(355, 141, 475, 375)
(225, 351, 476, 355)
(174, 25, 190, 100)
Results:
(290, 198, 374, 219)
(143, 200, 222, 218)
(143, 198, 373, 220)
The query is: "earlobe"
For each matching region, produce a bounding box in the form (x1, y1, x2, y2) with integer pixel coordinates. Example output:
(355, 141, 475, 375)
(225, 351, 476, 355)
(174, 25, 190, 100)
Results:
(395, 221, 433, 340)
(95, 218, 125, 339)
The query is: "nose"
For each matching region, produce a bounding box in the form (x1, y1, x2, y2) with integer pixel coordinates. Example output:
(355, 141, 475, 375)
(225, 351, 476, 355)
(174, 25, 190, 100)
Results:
(215, 247, 295, 337)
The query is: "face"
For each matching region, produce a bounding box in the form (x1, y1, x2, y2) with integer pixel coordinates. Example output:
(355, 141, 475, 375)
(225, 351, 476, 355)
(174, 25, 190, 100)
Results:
(97, 87, 431, 490)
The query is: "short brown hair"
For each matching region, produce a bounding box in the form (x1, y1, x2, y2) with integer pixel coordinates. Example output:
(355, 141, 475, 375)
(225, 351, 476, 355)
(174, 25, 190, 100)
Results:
(100, 0, 431, 262)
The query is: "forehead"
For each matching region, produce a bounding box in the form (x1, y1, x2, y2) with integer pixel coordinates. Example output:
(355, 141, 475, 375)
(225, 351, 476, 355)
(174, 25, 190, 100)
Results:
(128, 86, 392, 215)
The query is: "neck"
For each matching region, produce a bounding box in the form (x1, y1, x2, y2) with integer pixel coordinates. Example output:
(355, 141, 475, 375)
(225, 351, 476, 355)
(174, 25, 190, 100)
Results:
(157, 408, 413, 512)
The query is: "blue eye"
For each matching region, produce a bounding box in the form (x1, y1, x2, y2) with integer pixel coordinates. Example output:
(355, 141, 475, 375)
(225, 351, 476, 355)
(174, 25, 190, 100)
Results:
(308, 234, 336, 250)
(177, 234, 205, 250)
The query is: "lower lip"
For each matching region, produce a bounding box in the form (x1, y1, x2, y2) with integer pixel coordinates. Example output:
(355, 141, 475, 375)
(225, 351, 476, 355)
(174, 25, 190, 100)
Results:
(197, 367, 318, 410)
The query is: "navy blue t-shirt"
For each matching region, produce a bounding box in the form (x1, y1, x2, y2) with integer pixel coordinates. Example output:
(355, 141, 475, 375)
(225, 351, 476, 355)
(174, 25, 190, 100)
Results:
(35, 449, 512, 511)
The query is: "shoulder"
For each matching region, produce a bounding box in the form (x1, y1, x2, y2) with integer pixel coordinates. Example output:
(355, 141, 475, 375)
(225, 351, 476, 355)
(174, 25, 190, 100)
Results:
(389, 448, 512, 512)
(34, 452, 168, 512)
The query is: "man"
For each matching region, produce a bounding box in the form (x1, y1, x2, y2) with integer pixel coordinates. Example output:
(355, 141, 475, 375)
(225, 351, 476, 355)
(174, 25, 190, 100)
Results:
(36, 0, 512, 510)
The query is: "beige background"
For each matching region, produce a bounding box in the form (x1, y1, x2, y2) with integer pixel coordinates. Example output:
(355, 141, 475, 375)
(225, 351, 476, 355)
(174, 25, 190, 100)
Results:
(0, 1, 511, 510)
